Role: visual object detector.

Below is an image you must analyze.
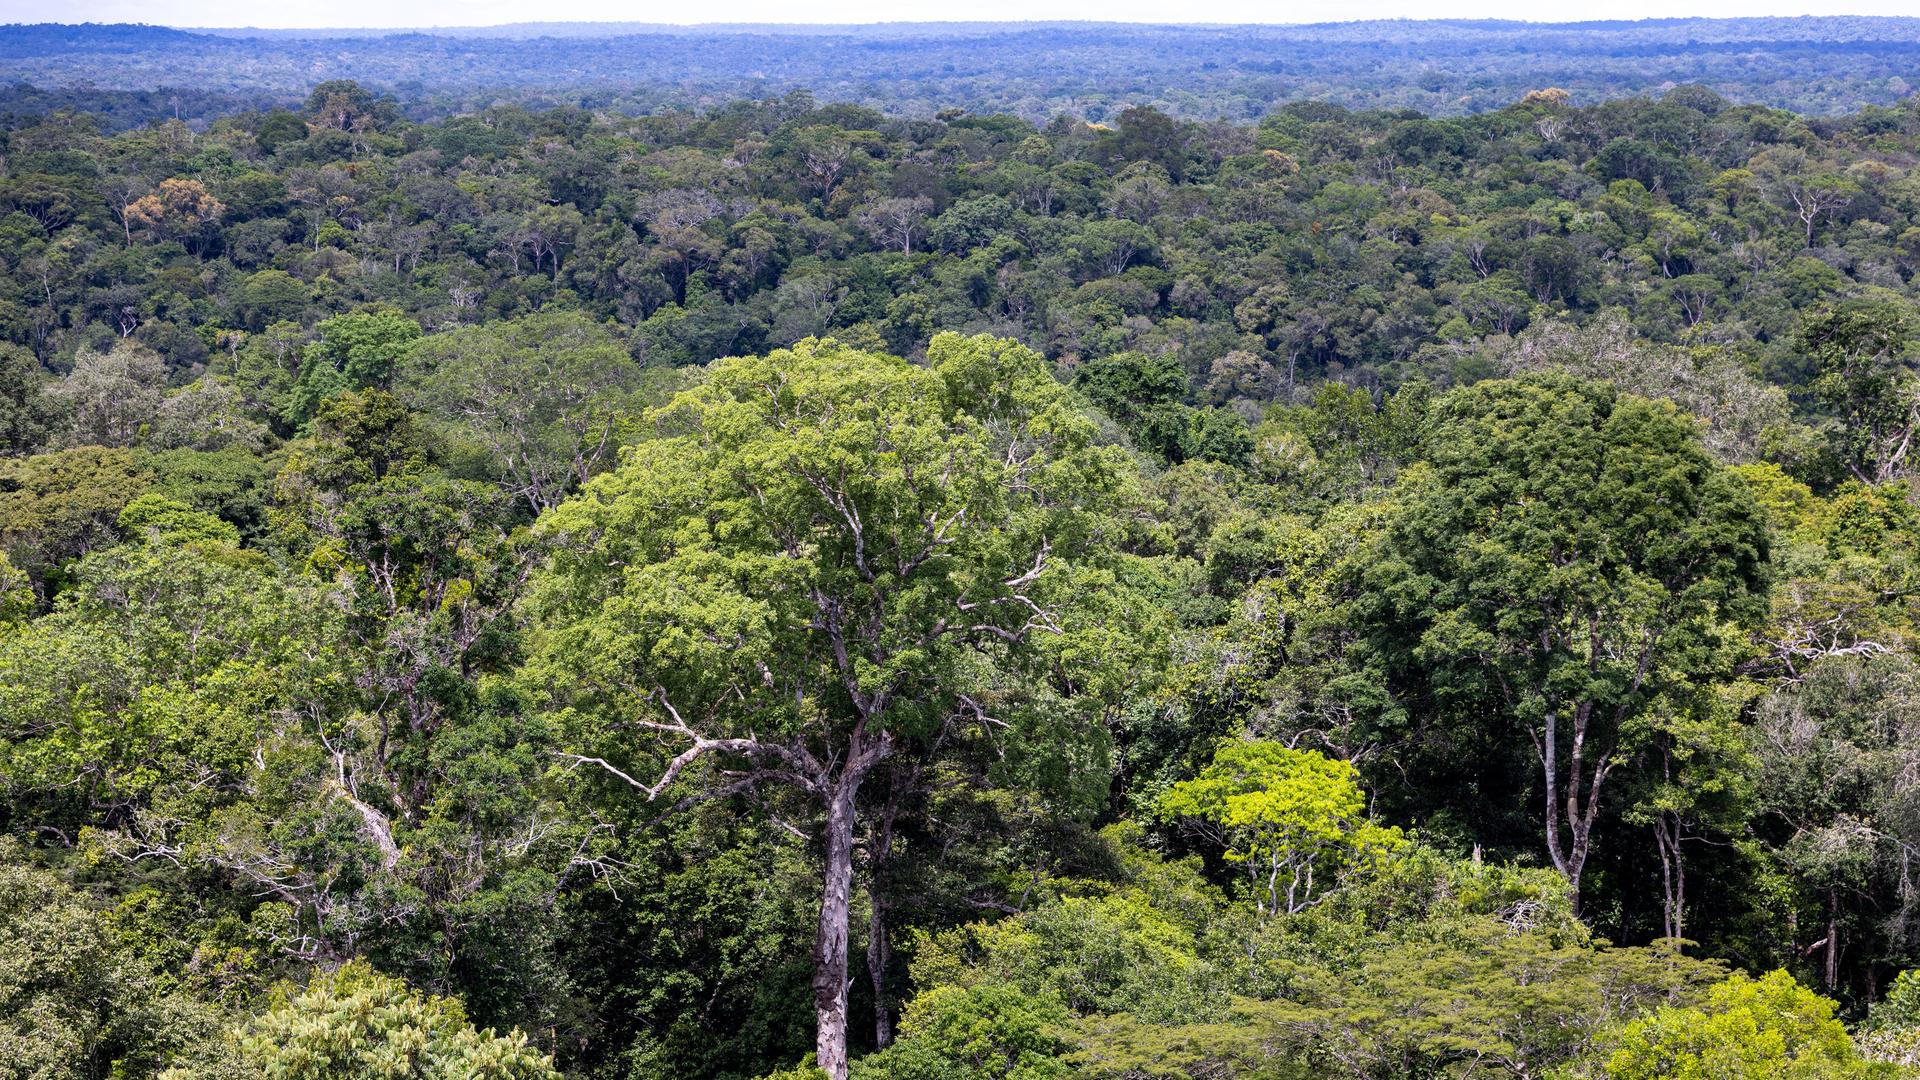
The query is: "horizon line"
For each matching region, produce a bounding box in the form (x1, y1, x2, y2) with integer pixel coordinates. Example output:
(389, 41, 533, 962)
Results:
(7, 13, 1915, 33)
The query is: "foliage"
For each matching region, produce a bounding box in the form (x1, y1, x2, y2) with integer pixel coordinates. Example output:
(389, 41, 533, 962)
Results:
(849, 985, 1071, 1080)
(50, 342, 167, 449)
(1349, 375, 1769, 901)
(9, 65, 1920, 1080)
(0, 446, 150, 586)
(1157, 740, 1400, 916)
(399, 311, 663, 513)
(15, 21, 1920, 120)
(529, 333, 1131, 1077)
(163, 961, 559, 1080)
(911, 890, 1227, 1025)
(1598, 970, 1878, 1080)
(0, 852, 218, 1080)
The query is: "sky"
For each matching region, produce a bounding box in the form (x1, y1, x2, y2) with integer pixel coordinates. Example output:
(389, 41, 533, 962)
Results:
(10, 0, 1920, 30)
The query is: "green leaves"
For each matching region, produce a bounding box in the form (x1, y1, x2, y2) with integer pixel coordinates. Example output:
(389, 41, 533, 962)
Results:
(399, 311, 659, 514)
(0, 539, 342, 829)
(284, 310, 423, 428)
(0, 446, 150, 588)
(1600, 970, 1875, 1080)
(850, 985, 1071, 1080)
(1158, 741, 1399, 916)
(532, 333, 1126, 752)
(166, 961, 559, 1080)
(1799, 298, 1920, 486)
(0, 853, 220, 1080)
(1350, 375, 1770, 896)
(526, 334, 1139, 1075)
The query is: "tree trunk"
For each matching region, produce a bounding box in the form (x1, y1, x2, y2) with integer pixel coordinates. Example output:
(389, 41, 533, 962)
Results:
(1538, 703, 1608, 916)
(1826, 888, 1841, 990)
(1653, 814, 1685, 941)
(865, 769, 907, 1050)
(815, 781, 860, 1080)
(1541, 708, 1576, 906)
(866, 899, 893, 1050)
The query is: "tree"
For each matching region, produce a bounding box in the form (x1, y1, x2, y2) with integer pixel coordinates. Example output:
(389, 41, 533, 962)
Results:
(0, 447, 149, 587)
(848, 985, 1070, 1080)
(1751, 655, 1920, 991)
(858, 196, 935, 255)
(784, 125, 879, 203)
(163, 961, 558, 1080)
(1458, 270, 1532, 336)
(0, 853, 217, 1080)
(49, 341, 166, 449)
(1073, 351, 1249, 466)
(117, 492, 242, 547)
(1068, 923, 1723, 1080)
(505, 203, 583, 279)
(272, 387, 537, 831)
(0, 344, 57, 456)
(0, 534, 340, 859)
(1102, 106, 1189, 180)
(254, 108, 308, 153)
(1157, 741, 1400, 916)
(237, 270, 309, 331)
(1351, 377, 1769, 909)
(150, 378, 272, 453)
(1599, 970, 1875, 1079)
(909, 876, 1225, 1026)
(285, 309, 422, 427)
(401, 311, 657, 514)
(1066, 219, 1155, 279)
(529, 334, 1127, 1079)
(1074, 350, 1190, 460)
(1799, 299, 1920, 485)
(1488, 313, 1795, 464)
(303, 79, 384, 144)
(1266, 931, 1722, 1080)
(123, 178, 224, 252)
(1625, 689, 1752, 944)
(1755, 154, 1859, 248)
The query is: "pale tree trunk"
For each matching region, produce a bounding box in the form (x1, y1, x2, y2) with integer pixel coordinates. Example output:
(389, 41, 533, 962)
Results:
(1653, 814, 1686, 941)
(584, 708, 893, 1080)
(811, 725, 893, 1080)
(815, 780, 859, 1080)
(1534, 624, 1661, 917)
(1537, 701, 1614, 915)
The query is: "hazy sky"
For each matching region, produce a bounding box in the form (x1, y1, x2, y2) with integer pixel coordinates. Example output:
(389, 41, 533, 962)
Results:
(10, 0, 1919, 30)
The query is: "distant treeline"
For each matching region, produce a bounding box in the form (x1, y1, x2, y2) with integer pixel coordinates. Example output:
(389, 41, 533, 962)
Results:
(3, 18, 1920, 121)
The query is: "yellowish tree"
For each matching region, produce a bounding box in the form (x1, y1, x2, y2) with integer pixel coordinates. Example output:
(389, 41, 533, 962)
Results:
(1602, 969, 1874, 1080)
(1158, 741, 1399, 916)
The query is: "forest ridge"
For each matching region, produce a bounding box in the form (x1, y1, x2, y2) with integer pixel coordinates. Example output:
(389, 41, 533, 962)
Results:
(8, 17, 1920, 121)
(11, 50, 1920, 1080)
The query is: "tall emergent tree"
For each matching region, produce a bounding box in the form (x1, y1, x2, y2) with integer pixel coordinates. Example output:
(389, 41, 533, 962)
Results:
(528, 333, 1127, 1079)
(1350, 376, 1768, 909)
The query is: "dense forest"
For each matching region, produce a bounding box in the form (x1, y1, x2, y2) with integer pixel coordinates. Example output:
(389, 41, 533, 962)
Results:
(11, 62, 1920, 1079)
(9, 17, 1920, 121)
